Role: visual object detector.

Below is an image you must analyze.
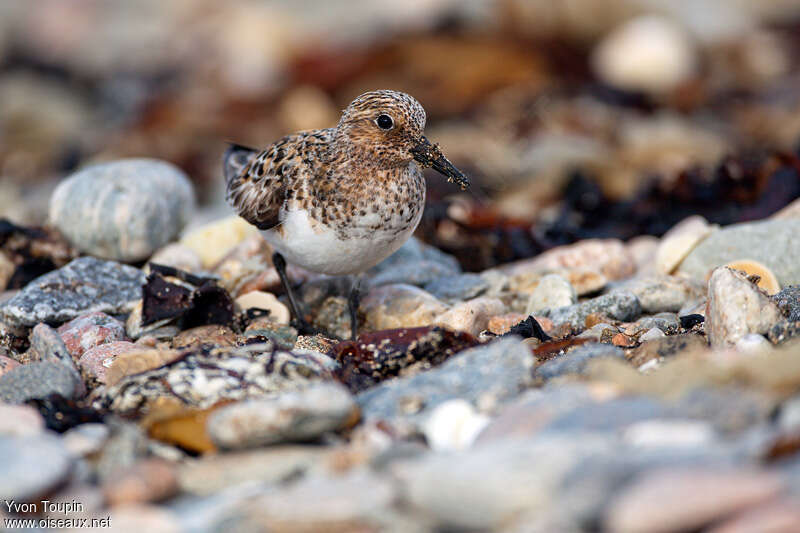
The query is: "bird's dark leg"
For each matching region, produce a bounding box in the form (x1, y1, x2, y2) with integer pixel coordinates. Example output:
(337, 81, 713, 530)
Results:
(272, 252, 318, 335)
(347, 276, 362, 341)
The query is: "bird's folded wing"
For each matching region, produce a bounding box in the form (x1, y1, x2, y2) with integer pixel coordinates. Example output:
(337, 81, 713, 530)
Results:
(223, 143, 288, 231)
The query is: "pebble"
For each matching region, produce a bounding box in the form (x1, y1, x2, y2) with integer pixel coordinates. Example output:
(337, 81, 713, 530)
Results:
(706, 267, 784, 348)
(372, 236, 460, 276)
(0, 251, 13, 291)
(420, 399, 490, 452)
(207, 382, 358, 450)
(501, 239, 636, 282)
(627, 313, 680, 335)
(433, 297, 505, 336)
(545, 291, 642, 331)
(487, 312, 528, 335)
(57, 311, 127, 358)
(362, 284, 447, 331)
(772, 286, 800, 322)
(28, 323, 83, 383)
(49, 158, 195, 262)
(423, 273, 489, 303)
(535, 343, 624, 381)
(628, 333, 708, 367)
(592, 15, 697, 94)
(369, 259, 460, 288)
(180, 215, 260, 269)
(78, 340, 139, 383)
(622, 419, 716, 448)
(62, 423, 110, 456)
(610, 276, 705, 314)
(0, 360, 83, 403)
(0, 257, 145, 327)
(655, 216, 714, 275)
(734, 333, 773, 353)
(680, 219, 800, 287)
(725, 259, 781, 295)
(234, 291, 290, 324)
(778, 395, 800, 431)
(104, 458, 179, 506)
(525, 273, 576, 314)
(0, 354, 20, 377)
(603, 468, 784, 533)
(707, 499, 800, 533)
(172, 325, 237, 349)
(639, 327, 666, 342)
(0, 434, 74, 501)
(148, 243, 203, 273)
(0, 404, 45, 437)
(357, 337, 534, 426)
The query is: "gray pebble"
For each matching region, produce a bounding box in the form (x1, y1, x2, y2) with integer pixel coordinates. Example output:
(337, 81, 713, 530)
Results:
(0, 434, 74, 501)
(544, 291, 642, 330)
(424, 273, 489, 303)
(535, 343, 624, 381)
(0, 361, 82, 403)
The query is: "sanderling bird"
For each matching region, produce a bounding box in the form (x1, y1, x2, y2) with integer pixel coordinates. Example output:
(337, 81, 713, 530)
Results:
(224, 89, 469, 339)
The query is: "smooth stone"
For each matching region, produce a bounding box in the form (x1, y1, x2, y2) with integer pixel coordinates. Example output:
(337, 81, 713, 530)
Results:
(592, 15, 696, 94)
(0, 251, 13, 291)
(576, 322, 619, 342)
(49, 158, 195, 262)
(535, 343, 625, 381)
(420, 399, 490, 451)
(207, 382, 357, 449)
(0, 434, 74, 501)
(362, 284, 447, 331)
(544, 291, 642, 331)
(0, 361, 83, 403)
(0, 404, 45, 437)
(604, 468, 784, 533)
(433, 297, 505, 336)
(639, 327, 666, 342)
(148, 243, 203, 273)
(180, 216, 259, 269)
(28, 323, 84, 392)
(234, 291, 290, 325)
(707, 499, 800, 533)
(424, 273, 489, 303)
(670, 387, 776, 434)
(725, 259, 781, 295)
(772, 286, 800, 322)
(778, 395, 800, 431)
(78, 341, 138, 383)
(501, 239, 635, 282)
(0, 257, 145, 327)
(178, 446, 325, 496)
(679, 219, 800, 287)
(706, 267, 784, 348)
(622, 419, 716, 448)
(735, 333, 773, 353)
(103, 458, 179, 506)
(628, 313, 680, 335)
(609, 276, 705, 313)
(357, 337, 534, 426)
(57, 311, 127, 358)
(526, 273, 576, 314)
(656, 216, 714, 275)
(62, 423, 110, 456)
(369, 259, 459, 288)
(541, 397, 675, 434)
(371, 236, 460, 276)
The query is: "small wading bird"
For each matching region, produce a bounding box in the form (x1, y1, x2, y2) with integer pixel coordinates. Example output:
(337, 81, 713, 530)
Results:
(224, 89, 469, 339)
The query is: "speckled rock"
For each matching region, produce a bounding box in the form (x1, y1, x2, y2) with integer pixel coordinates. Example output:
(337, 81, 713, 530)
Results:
(434, 297, 505, 336)
(28, 323, 84, 389)
(525, 273, 576, 314)
(772, 286, 800, 322)
(57, 311, 127, 358)
(706, 267, 784, 348)
(535, 343, 624, 381)
(357, 337, 534, 427)
(49, 158, 195, 262)
(0, 361, 83, 403)
(0, 434, 74, 501)
(610, 276, 705, 314)
(680, 219, 800, 287)
(0, 257, 145, 327)
(362, 284, 447, 331)
(207, 382, 358, 449)
(544, 291, 642, 331)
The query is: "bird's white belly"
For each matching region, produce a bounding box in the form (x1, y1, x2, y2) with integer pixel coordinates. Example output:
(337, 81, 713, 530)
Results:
(262, 208, 419, 275)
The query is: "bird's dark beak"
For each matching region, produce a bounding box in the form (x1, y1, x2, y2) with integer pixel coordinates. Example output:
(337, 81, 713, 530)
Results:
(410, 136, 469, 190)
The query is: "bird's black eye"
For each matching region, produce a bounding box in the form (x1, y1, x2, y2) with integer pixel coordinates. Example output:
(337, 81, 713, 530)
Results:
(376, 114, 394, 130)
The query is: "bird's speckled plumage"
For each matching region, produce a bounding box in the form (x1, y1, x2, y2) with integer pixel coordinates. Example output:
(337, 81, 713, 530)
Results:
(224, 89, 466, 276)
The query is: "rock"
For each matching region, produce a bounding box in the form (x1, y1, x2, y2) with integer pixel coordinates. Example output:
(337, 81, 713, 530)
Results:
(535, 343, 624, 381)
(98, 345, 338, 413)
(357, 337, 534, 427)
(172, 325, 237, 349)
(0, 434, 74, 501)
(577, 322, 619, 342)
(181, 216, 260, 269)
(28, 323, 83, 383)
(234, 291, 290, 325)
(178, 446, 324, 496)
(420, 399, 490, 452)
(525, 273, 576, 314)
(148, 243, 203, 273)
(706, 267, 784, 348)
(0, 404, 45, 437)
(207, 382, 358, 449)
(57, 311, 127, 358)
(639, 327, 666, 342)
(487, 312, 528, 335)
(424, 273, 489, 303)
(0, 257, 145, 327)
(362, 284, 447, 331)
(78, 341, 138, 384)
(0, 355, 19, 377)
(656, 216, 714, 275)
(622, 419, 716, 448)
(603, 468, 784, 533)
(680, 219, 800, 287)
(725, 259, 781, 295)
(49, 158, 195, 262)
(0, 251, 13, 291)
(433, 297, 505, 336)
(372, 236, 460, 276)
(708, 499, 800, 533)
(628, 333, 708, 367)
(592, 15, 697, 94)
(610, 276, 705, 313)
(243, 319, 298, 350)
(369, 260, 459, 288)
(0, 361, 83, 403)
(772, 286, 800, 322)
(627, 235, 659, 273)
(627, 313, 681, 335)
(62, 423, 110, 456)
(545, 291, 642, 331)
(103, 458, 178, 506)
(501, 239, 635, 282)
(735, 334, 773, 353)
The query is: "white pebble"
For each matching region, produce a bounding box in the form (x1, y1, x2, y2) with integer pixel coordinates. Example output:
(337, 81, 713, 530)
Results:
(421, 399, 490, 452)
